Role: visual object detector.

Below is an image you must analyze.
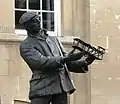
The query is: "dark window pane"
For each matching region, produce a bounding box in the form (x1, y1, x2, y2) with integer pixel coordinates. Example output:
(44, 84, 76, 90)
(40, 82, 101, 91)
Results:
(29, 0, 40, 10)
(42, 12, 54, 31)
(15, 11, 26, 29)
(42, 0, 54, 10)
(15, 0, 26, 9)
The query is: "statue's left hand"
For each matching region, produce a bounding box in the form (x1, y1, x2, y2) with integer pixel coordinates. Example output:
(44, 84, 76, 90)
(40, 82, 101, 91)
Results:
(85, 55, 95, 65)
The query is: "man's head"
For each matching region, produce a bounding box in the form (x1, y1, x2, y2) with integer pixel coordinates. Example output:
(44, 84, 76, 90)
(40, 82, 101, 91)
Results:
(19, 12, 41, 35)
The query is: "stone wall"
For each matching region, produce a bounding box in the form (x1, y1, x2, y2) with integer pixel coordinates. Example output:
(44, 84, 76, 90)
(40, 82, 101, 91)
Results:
(0, 0, 90, 103)
(1, 0, 120, 104)
(90, 0, 120, 103)
(0, 39, 31, 104)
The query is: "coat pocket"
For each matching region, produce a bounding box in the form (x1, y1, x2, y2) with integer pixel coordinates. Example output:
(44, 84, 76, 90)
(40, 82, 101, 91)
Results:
(30, 73, 49, 91)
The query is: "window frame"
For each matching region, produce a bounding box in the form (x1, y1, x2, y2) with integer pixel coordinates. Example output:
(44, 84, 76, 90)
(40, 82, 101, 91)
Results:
(14, 0, 61, 36)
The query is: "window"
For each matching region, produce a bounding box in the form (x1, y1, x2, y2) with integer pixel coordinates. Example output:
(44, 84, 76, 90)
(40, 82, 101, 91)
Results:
(15, 0, 61, 36)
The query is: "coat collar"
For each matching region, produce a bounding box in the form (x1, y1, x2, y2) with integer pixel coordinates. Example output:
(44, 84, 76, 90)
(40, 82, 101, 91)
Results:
(28, 29, 48, 40)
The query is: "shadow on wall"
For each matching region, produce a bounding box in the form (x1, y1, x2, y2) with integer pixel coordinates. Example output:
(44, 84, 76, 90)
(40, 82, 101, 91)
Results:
(14, 100, 29, 104)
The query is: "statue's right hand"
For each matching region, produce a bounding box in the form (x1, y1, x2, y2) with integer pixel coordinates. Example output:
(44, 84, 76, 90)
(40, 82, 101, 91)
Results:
(62, 51, 86, 63)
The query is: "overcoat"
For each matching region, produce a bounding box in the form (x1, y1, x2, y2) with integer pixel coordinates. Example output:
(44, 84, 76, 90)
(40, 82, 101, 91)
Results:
(19, 32, 88, 99)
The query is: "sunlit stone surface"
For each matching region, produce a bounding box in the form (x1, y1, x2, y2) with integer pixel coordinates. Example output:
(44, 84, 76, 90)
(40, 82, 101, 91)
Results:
(90, 0, 120, 103)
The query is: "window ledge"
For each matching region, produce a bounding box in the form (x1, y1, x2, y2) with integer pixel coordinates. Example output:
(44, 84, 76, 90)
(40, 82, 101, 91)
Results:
(0, 33, 27, 42)
(0, 33, 78, 45)
(58, 36, 78, 45)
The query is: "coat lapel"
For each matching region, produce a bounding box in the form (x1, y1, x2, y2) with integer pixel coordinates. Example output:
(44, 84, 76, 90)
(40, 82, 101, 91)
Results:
(46, 36, 61, 56)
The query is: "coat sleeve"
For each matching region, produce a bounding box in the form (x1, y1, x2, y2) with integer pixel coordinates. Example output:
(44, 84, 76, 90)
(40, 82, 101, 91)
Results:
(55, 37, 89, 73)
(19, 41, 64, 71)
(66, 60, 89, 73)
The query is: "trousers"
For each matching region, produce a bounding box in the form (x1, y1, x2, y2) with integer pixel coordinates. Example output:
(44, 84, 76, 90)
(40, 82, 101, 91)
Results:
(30, 92, 68, 104)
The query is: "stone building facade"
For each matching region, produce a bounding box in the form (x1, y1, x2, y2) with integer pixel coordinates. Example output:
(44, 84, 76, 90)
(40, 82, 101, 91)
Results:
(0, 0, 120, 104)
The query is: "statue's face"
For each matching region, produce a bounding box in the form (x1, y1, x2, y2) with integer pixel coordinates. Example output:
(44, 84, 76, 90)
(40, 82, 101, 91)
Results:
(25, 17, 41, 35)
